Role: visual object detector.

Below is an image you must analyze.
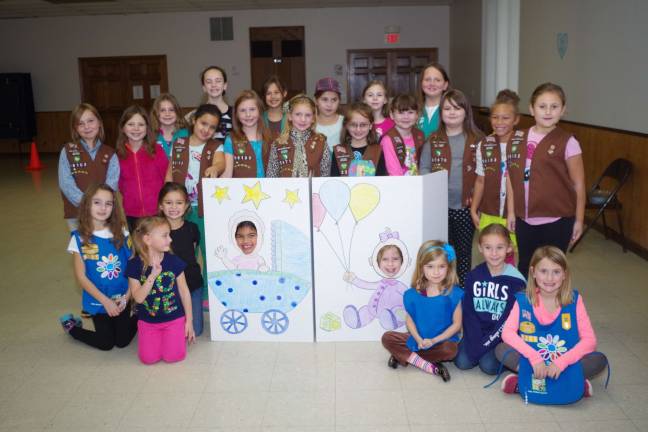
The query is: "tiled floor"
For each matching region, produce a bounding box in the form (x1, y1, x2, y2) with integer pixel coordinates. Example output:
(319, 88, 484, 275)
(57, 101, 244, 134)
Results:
(1, 155, 647, 431)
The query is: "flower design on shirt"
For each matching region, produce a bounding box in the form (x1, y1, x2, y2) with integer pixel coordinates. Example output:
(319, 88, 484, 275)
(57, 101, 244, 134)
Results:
(537, 334, 567, 362)
(96, 253, 121, 280)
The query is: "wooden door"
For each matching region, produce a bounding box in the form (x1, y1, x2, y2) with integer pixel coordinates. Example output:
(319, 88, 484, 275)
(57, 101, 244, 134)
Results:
(347, 48, 438, 103)
(79, 55, 168, 147)
(250, 26, 305, 100)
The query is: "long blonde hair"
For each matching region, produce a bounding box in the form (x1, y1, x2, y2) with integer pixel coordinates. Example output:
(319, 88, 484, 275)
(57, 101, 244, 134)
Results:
(411, 240, 458, 294)
(274, 94, 317, 146)
(526, 246, 574, 306)
(69, 103, 105, 145)
(131, 216, 170, 268)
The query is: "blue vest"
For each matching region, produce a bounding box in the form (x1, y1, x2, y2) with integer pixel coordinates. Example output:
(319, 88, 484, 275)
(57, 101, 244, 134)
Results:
(72, 231, 130, 315)
(516, 290, 584, 405)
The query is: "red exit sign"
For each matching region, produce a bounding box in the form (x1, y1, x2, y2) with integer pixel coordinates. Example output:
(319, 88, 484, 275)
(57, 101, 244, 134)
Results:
(385, 33, 400, 44)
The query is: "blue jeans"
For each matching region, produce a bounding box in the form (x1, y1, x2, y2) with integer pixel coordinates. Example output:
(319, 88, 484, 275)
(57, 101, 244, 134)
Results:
(190, 288, 204, 337)
(454, 340, 500, 375)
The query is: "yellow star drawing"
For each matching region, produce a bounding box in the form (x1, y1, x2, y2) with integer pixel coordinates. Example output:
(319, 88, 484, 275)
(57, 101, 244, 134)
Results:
(212, 186, 230, 204)
(241, 181, 270, 209)
(283, 189, 301, 208)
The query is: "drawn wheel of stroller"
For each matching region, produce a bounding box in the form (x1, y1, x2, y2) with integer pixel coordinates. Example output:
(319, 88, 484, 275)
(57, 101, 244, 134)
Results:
(220, 309, 248, 334)
(261, 309, 289, 334)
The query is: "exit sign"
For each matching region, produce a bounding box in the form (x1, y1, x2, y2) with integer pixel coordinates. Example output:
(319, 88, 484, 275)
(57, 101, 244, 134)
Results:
(385, 33, 400, 44)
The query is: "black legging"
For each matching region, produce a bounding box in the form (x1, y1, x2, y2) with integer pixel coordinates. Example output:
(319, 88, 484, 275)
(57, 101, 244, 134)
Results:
(69, 307, 137, 351)
(448, 208, 475, 287)
(516, 216, 574, 280)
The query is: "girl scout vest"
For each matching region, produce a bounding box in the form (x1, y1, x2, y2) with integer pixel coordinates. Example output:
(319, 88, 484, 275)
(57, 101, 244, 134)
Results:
(479, 131, 525, 216)
(170, 137, 222, 216)
(425, 129, 480, 205)
(72, 231, 130, 315)
(516, 290, 584, 405)
(382, 127, 425, 169)
(61, 142, 114, 218)
(230, 135, 266, 178)
(507, 127, 576, 218)
(273, 132, 327, 177)
(333, 143, 382, 176)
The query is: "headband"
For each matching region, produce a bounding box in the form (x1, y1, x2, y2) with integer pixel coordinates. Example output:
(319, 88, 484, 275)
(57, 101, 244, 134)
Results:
(425, 243, 456, 263)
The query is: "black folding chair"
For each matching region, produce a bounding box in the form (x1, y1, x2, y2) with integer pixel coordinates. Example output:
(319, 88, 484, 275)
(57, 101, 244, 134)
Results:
(570, 158, 632, 253)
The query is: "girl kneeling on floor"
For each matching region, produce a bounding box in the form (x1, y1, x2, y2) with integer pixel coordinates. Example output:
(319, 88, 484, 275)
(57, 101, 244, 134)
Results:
(381, 240, 463, 381)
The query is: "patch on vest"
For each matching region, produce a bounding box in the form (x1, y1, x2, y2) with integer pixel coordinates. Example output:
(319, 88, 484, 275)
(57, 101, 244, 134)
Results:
(561, 313, 572, 330)
(81, 243, 99, 261)
(520, 321, 536, 334)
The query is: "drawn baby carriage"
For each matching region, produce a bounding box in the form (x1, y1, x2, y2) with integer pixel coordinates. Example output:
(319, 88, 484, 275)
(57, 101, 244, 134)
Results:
(208, 220, 312, 335)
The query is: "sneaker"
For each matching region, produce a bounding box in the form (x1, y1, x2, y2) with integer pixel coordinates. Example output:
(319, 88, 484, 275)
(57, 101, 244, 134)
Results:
(59, 314, 77, 333)
(502, 373, 519, 394)
(435, 362, 451, 382)
(80, 310, 91, 319)
(387, 355, 398, 369)
(73, 316, 83, 328)
(584, 379, 593, 397)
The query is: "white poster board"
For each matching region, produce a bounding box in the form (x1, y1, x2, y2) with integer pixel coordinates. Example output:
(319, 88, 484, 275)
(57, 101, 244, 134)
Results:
(203, 178, 314, 342)
(312, 172, 447, 342)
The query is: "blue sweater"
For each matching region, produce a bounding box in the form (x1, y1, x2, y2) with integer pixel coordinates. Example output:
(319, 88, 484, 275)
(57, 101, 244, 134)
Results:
(461, 263, 526, 362)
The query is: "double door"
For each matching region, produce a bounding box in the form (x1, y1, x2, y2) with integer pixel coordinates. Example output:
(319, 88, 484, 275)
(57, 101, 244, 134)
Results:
(347, 48, 438, 102)
(79, 55, 168, 147)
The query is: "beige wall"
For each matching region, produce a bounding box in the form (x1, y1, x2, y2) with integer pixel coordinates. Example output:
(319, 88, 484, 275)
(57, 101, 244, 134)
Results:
(449, 0, 482, 105)
(519, 0, 648, 133)
(0, 6, 450, 111)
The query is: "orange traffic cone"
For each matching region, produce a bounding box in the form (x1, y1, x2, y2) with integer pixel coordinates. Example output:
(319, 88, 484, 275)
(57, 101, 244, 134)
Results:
(25, 140, 45, 171)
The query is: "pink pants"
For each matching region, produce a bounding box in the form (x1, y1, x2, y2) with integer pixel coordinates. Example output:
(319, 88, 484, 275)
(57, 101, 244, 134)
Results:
(138, 316, 187, 365)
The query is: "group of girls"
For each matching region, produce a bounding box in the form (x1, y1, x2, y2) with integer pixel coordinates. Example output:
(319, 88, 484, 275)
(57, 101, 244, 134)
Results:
(382, 225, 607, 405)
(58, 62, 601, 401)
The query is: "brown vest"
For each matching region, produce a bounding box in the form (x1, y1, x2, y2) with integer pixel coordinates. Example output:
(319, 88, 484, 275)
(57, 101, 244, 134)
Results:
(332, 143, 382, 176)
(61, 142, 114, 218)
(170, 137, 222, 216)
(273, 132, 327, 177)
(507, 127, 576, 218)
(231, 135, 262, 178)
(426, 129, 481, 205)
(478, 131, 524, 216)
(383, 127, 425, 168)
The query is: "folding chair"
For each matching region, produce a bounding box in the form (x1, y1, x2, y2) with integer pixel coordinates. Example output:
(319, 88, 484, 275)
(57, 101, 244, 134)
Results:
(570, 158, 632, 253)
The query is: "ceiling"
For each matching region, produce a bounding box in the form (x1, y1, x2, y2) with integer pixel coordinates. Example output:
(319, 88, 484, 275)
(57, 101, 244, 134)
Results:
(0, 0, 452, 19)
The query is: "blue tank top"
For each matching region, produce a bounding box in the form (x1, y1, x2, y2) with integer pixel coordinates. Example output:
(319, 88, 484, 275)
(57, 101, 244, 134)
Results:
(72, 231, 131, 315)
(516, 290, 584, 404)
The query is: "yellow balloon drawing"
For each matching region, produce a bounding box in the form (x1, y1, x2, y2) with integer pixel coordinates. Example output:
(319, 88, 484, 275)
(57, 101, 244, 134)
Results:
(349, 183, 380, 222)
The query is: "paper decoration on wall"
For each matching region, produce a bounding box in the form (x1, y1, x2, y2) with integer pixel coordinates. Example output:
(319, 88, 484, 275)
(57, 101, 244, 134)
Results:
(557, 33, 568, 60)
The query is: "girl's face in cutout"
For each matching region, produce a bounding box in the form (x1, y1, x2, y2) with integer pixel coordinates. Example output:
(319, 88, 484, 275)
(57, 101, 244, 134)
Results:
(192, 113, 219, 141)
(391, 109, 417, 131)
(423, 256, 449, 286)
(363, 84, 387, 112)
(90, 189, 114, 225)
(265, 83, 285, 109)
(315, 91, 340, 117)
(159, 191, 189, 223)
(202, 69, 227, 99)
(478, 234, 512, 270)
(76, 110, 101, 143)
(532, 258, 566, 296)
(288, 102, 315, 132)
(490, 103, 519, 139)
(346, 112, 372, 142)
(379, 247, 403, 278)
(158, 100, 178, 128)
(441, 99, 466, 130)
(123, 113, 147, 144)
(145, 224, 172, 253)
(421, 66, 449, 99)
(235, 226, 257, 255)
(530, 91, 565, 131)
(236, 99, 260, 129)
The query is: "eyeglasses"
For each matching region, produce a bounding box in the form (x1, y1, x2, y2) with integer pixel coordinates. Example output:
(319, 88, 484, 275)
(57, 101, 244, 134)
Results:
(348, 122, 371, 130)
